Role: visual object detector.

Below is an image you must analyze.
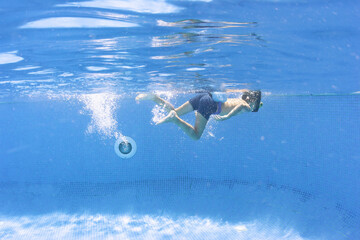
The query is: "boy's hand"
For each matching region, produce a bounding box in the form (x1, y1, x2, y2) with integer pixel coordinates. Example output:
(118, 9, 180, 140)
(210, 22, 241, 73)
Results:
(213, 115, 228, 121)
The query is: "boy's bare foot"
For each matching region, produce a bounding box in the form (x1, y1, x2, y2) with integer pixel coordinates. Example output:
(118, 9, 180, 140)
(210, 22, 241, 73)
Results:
(156, 110, 177, 125)
(135, 93, 155, 103)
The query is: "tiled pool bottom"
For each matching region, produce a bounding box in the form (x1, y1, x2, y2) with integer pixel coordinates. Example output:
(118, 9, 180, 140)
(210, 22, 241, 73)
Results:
(0, 177, 358, 240)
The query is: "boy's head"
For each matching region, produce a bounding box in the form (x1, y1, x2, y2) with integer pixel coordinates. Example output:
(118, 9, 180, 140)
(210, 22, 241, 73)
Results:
(242, 90, 262, 112)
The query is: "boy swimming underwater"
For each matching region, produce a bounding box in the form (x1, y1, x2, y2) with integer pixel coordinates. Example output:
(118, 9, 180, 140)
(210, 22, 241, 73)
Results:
(136, 89, 262, 140)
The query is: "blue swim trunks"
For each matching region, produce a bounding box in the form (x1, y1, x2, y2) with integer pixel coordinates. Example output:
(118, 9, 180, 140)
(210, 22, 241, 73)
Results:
(189, 92, 221, 120)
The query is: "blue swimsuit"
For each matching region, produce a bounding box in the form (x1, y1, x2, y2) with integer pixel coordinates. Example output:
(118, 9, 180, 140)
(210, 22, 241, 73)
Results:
(189, 92, 222, 120)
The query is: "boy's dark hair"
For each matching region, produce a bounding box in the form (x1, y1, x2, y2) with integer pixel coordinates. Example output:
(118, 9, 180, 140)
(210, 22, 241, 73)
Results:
(242, 90, 262, 112)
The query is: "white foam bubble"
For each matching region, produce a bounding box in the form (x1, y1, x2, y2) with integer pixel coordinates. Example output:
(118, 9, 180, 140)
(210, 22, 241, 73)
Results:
(0, 51, 24, 65)
(57, 0, 182, 14)
(20, 17, 139, 29)
(150, 91, 175, 124)
(151, 105, 168, 124)
(79, 93, 122, 138)
(0, 213, 313, 240)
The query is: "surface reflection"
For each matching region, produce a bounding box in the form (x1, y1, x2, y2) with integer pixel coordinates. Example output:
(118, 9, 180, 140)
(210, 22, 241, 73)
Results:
(150, 19, 263, 67)
(157, 19, 257, 29)
(20, 17, 139, 29)
(0, 51, 24, 65)
(57, 0, 182, 14)
(4, 7, 263, 99)
(155, 47, 215, 59)
(87, 37, 138, 51)
(152, 32, 262, 48)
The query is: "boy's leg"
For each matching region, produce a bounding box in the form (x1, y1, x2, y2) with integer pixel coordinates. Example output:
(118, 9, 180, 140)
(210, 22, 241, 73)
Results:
(136, 93, 194, 115)
(156, 110, 207, 140)
(136, 93, 175, 112)
(174, 101, 193, 116)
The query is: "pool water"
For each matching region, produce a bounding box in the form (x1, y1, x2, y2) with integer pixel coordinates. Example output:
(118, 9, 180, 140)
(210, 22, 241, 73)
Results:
(0, 0, 359, 239)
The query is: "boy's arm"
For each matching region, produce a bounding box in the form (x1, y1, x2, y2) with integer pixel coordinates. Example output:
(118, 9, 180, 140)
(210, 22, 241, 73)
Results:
(213, 103, 251, 121)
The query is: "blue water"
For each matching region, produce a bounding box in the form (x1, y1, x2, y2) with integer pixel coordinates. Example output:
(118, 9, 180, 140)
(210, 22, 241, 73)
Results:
(0, 0, 359, 239)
